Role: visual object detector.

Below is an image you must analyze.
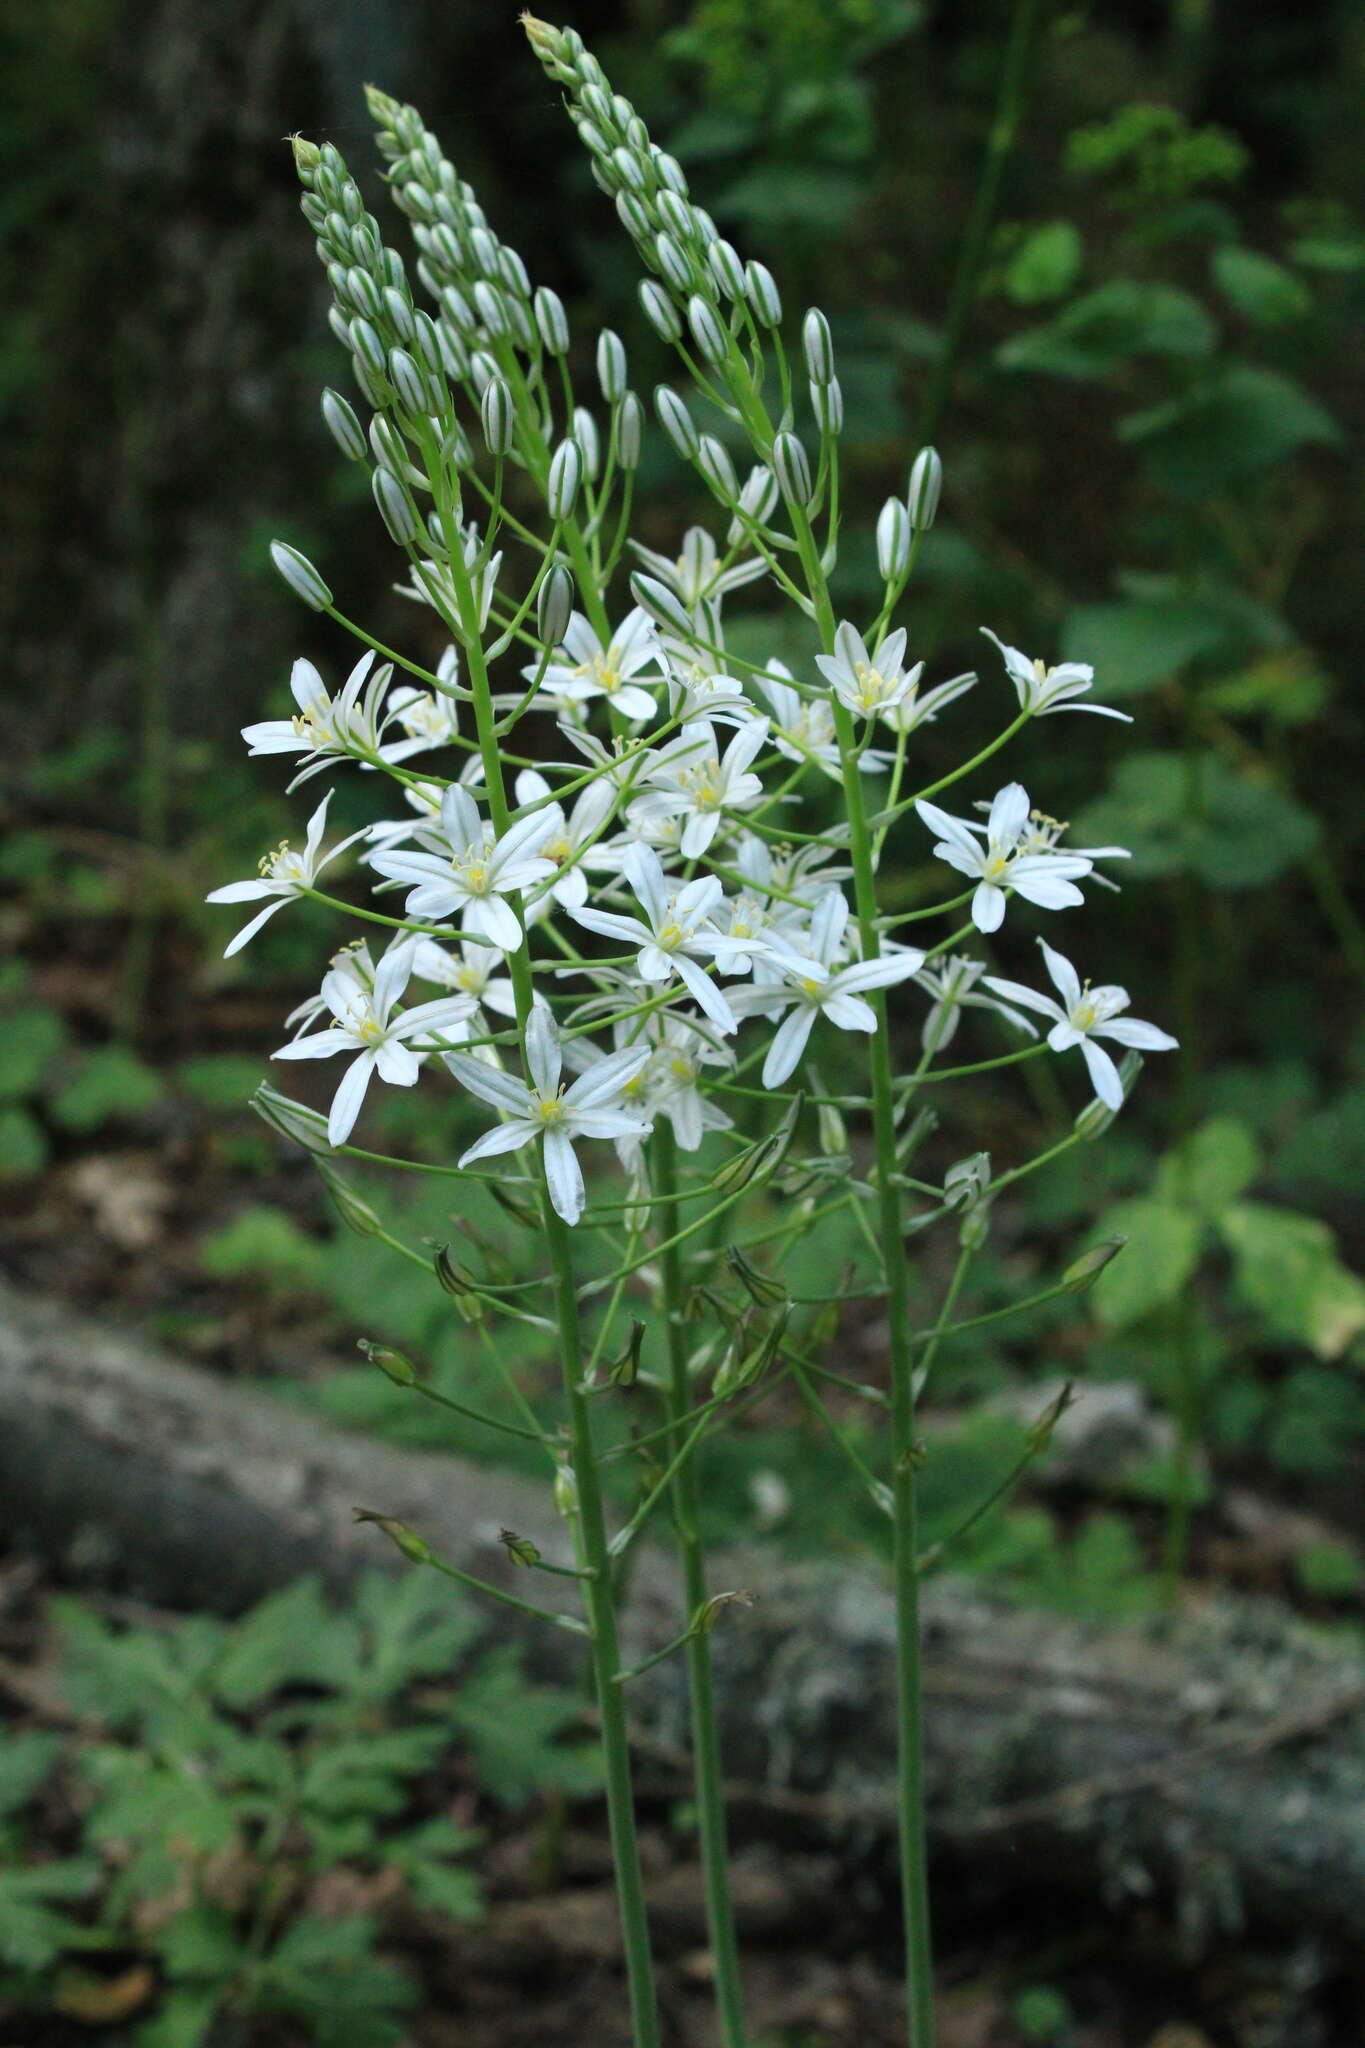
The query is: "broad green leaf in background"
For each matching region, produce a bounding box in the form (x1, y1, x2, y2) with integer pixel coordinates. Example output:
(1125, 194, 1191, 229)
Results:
(996, 280, 1216, 378)
(1089, 1198, 1205, 1329)
(1075, 750, 1319, 888)
(0, 1105, 49, 1180)
(1118, 366, 1341, 498)
(1211, 245, 1312, 325)
(1219, 1202, 1365, 1360)
(211, 1578, 355, 1709)
(1060, 596, 1234, 698)
(1003, 219, 1084, 305)
(0, 1006, 67, 1099)
(1154, 1117, 1262, 1217)
(0, 1862, 105, 1971)
(49, 1044, 165, 1133)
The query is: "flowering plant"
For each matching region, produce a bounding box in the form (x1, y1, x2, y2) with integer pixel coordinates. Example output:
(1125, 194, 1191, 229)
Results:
(217, 20, 1175, 2044)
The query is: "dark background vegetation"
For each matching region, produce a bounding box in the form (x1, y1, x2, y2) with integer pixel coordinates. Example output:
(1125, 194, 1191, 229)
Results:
(2, 1, 1364, 2044)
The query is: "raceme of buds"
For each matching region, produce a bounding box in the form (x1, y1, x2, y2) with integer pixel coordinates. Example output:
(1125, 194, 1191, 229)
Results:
(908, 445, 943, 529)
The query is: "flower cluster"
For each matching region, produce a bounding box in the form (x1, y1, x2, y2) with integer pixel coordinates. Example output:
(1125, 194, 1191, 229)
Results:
(214, 52, 1175, 1231)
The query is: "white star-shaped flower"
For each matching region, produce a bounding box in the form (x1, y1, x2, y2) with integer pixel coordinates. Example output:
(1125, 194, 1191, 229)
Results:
(729, 890, 925, 1087)
(984, 940, 1177, 1109)
(915, 782, 1096, 933)
(815, 621, 923, 722)
(241, 651, 394, 787)
(445, 1007, 653, 1224)
(206, 791, 365, 956)
(368, 785, 558, 950)
(982, 628, 1131, 721)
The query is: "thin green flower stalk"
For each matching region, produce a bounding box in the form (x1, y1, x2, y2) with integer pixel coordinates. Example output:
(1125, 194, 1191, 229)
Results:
(215, 24, 1179, 2048)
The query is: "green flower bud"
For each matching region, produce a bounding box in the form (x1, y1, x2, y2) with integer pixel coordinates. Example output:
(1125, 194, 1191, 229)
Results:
(629, 570, 693, 638)
(472, 279, 508, 338)
(810, 375, 843, 435)
(771, 430, 813, 507)
(654, 231, 693, 294)
(481, 377, 515, 456)
(696, 433, 738, 503)
(534, 284, 570, 355)
(547, 437, 583, 520)
(372, 465, 420, 545)
(381, 284, 415, 341)
(802, 307, 835, 384)
(638, 278, 681, 342)
(348, 315, 386, 376)
(269, 540, 332, 612)
(317, 1160, 385, 1237)
(876, 496, 911, 580)
(353, 1509, 435, 1566)
(596, 327, 628, 403)
(744, 260, 782, 327)
(320, 388, 367, 462)
(617, 390, 644, 470)
(572, 405, 601, 481)
(707, 238, 746, 301)
(538, 562, 575, 646)
(908, 445, 942, 529)
(655, 385, 700, 460)
(250, 1082, 333, 1154)
(686, 293, 729, 365)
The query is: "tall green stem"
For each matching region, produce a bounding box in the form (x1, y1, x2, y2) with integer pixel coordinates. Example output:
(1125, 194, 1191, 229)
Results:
(787, 508, 936, 2047)
(430, 456, 661, 2048)
(654, 1120, 748, 2047)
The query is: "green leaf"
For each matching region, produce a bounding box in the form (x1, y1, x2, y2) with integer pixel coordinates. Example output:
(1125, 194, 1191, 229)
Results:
(49, 1045, 165, 1133)
(1003, 220, 1083, 305)
(0, 1732, 64, 1818)
(152, 1904, 244, 1983)
(211, 1578, 355, 1709)
(1211, 245, 1311, 325)
(1275, 1084, 1365, 1202)
(55, 1600, 228, 1732)
(1074, 750, 1319, 889)
(446, 1645, 599, 1808)
(1089, 1200, 1204, 1329)
(1154, 1118, 1262, 1218)
(348, 1568, 484, 1707)
(198, 1206, 325, 1292)
(0, 1006, 67, 1099)
(996, 280, 1216, 378)
(1295, 1539, 1365, 1602)
(257, 1914, 415, 2047)
(0, 1105, 49, 1181)
(1219, 1203, 1365, 1360)
(133, 1986, 222, 2048)
(297, 1727, 447, 1822)
(384, 1819, 484, 1923)
(1118, 366, 1342, 498)
(0, 1860, 105, 1970)
(1060, 596, 1233, 699)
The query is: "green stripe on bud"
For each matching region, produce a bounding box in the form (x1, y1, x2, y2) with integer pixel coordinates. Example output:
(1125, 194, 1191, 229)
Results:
(908, 445, 942, 529)
(771, 431, 813, 507)
(547, 438, 584, 520)
(537, 563, 575, 647)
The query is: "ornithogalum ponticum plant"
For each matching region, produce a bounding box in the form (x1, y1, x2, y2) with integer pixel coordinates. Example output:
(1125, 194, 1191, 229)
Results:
(213, 18, 1178, 2046)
